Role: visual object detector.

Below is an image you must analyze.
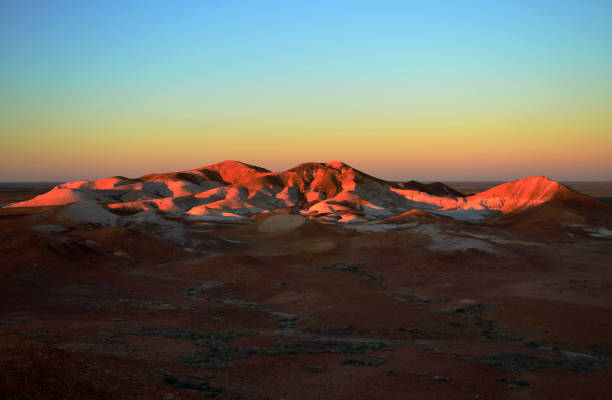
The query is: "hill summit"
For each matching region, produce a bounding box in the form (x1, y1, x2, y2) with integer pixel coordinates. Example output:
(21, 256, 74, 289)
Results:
(5, 161, 602, 224)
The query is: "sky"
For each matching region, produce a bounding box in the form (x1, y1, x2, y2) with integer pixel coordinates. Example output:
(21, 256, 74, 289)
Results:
(1, 0, 611, 182)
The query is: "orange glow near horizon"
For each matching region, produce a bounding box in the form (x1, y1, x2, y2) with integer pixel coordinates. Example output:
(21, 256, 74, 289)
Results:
(2, 96, 611, 182)
(2, 120, 610, 182)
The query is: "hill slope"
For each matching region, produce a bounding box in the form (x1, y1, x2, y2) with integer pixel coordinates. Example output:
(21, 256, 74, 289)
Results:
(5, 162, 608, 226)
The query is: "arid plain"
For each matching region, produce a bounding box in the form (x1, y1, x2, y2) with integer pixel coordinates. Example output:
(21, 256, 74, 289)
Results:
(1, 162, 612, 400)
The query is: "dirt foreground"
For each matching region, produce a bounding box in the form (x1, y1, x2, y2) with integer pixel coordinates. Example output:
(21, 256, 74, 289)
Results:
(1, 190, 612, 399)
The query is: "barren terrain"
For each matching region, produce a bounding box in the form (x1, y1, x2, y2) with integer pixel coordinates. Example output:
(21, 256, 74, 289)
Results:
(1, 164, 611, 399)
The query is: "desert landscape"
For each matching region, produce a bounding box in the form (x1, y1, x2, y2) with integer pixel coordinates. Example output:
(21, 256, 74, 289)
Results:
(2, 1, 612, 399)
(1, 161, 611, 399)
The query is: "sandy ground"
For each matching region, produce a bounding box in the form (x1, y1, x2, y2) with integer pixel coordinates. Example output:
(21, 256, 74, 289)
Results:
(1, 186, 612, 399)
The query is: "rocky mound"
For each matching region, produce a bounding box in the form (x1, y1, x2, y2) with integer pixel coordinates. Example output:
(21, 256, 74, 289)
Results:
(466, 176, 567, 213)
(258, 214, 307, 233)
(5, 162, 609, 227)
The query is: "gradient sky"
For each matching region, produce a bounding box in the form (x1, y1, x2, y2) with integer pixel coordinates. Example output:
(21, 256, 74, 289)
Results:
(1, 1, 611, 182)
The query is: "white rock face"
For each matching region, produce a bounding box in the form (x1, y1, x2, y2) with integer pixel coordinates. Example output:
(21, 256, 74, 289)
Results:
(57, 202, 119, 226)
(119, 210, 173, 229)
